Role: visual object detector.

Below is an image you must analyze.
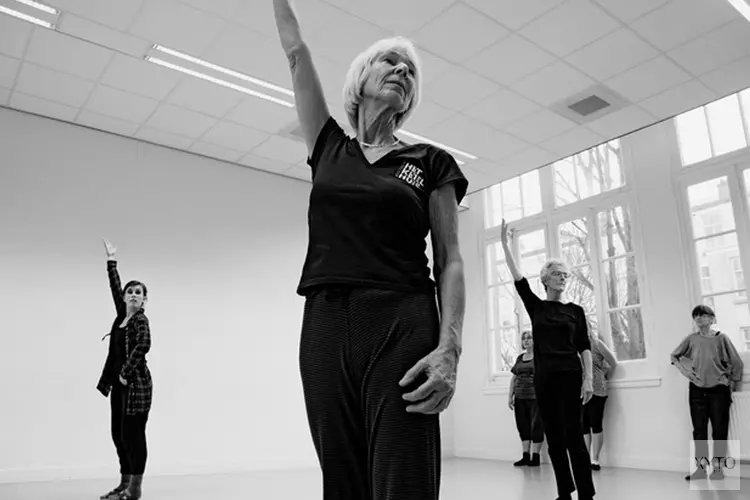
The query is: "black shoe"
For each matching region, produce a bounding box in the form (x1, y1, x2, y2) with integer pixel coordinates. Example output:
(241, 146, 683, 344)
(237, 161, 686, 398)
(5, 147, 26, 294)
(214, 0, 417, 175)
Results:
(513, 452, 531, 466)
(591, 462, 601, 471)
(528, 453, 540, 466)
(100, 474, 130, 499)
(685, 469, 708, 481)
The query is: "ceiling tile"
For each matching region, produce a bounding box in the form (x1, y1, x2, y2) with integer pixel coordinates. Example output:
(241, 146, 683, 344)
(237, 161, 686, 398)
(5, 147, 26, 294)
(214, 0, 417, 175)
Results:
(630, 0, 738, 51)
(460, 165, 497, 193)
(144, 104, 218, 139)
(605, 56, 693, 102)
(239, 154, 293, 174)
(501, 146, 560, 173)
(510, 61, 595, 106)
(519, 0, 620, 57)
(189, 141, 244, 163)
(100, 53, 182, 101)
(424, 65, 500, 111)
(180, 0, 243, 20)
(134, 127, 194, 150)
(0, 54, 20, 89)
(638, 80, 717, 120)
(225, 97, 298, 134)
(252, 135, 308, 164)
(565, 28, 660, 81)
(425, 114, 529, 161)
(668, 19, 750, 77)
(404, 98, 454, 132)
(58, 14, 152, 59)
(0, 13, 33, 59)
(414, 48, 453, 85)
(15, 63, 94, 107)
(9, 92, 79, 121)
(584, 105, 656, 138)
(166, 77, 244, 118)
(339, 0, 456, 34)
(201, 121, 270, 152)
(411, 3, 509, 63)
(76, 110, 140, 137)
(0, 87, 10, 105)
(462, 0, 566, 30)
(84, 85, 159, 123)
(24, 25, 113, 81)
(47, 0, 144, 31)
(283, 165, 312, 182)
(464, 34, 555, 86)
(235, 0, 337, 39)
(201, 24, 292, 90)
(539, 126, 605, 157)
(699, 56, 750, 97)
(306, 11, 390, 66)
(129, 0, 227, 55)
(463, 88, 542, 129)
(593, 0, 670, 22)
(507, 109, 578, 144)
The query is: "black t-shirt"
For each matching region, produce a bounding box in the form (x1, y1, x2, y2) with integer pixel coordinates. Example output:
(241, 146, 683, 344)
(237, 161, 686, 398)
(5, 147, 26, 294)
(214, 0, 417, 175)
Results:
(514, 278, 591, 374)
(296, 117, 469, 296)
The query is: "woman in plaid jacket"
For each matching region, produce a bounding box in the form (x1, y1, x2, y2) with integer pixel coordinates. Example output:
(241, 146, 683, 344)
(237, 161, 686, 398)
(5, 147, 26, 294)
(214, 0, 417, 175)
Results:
(96, 238, 153, 500)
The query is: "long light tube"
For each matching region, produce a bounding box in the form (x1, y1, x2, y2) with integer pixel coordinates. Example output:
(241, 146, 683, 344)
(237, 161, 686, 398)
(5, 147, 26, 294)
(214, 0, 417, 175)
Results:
(0, 5, 54, 28)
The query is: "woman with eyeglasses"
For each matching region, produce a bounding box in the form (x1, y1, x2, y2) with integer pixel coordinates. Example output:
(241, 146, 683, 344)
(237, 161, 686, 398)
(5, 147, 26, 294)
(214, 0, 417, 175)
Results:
(500, 220, 596, 500)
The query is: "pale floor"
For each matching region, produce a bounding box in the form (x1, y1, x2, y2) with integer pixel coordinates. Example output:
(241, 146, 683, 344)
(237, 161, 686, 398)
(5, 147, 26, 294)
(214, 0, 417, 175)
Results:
(0, 458, 747, 499)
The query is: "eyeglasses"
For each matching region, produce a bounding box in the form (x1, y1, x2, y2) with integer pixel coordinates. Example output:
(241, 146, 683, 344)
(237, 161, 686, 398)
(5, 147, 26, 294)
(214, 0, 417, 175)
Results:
(550, 271, 569, 278)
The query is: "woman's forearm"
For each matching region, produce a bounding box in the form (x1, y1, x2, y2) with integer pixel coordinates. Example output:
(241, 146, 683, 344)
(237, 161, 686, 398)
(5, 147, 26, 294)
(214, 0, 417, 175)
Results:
(436, 259, 465, 357)
(502, 241, 523, 281)
(581, 350, 593, 381)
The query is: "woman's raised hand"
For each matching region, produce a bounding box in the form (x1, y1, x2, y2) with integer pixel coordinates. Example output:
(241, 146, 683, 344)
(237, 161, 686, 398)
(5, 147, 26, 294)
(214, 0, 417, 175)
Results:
(500, 219, 510, 247)
(102, 238, 117, 260)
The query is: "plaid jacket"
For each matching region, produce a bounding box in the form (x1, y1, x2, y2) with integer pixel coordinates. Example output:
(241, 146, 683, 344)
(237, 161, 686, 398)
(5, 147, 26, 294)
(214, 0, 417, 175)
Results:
(96, 260, 153, 415)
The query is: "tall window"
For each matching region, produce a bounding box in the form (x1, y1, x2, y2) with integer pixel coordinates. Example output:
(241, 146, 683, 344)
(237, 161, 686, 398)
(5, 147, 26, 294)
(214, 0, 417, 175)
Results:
(675, 89, 750, 166)
(482, 136, 646, 379)
(686, 176, 749, 351)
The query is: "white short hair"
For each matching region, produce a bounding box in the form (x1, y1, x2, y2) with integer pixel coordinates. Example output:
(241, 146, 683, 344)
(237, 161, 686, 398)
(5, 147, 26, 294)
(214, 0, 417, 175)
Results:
(540, 259, 569, 290)
(342, 36, 422, 134)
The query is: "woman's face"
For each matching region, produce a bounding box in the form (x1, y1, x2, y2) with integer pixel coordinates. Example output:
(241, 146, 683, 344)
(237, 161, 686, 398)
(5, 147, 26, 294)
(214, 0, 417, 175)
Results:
(544, 263, 569, 292)
(361, 49, 417, 114)
(694, 313, 715, 328)
(124, 284, 146, 310)
(521, 332, 533, 350)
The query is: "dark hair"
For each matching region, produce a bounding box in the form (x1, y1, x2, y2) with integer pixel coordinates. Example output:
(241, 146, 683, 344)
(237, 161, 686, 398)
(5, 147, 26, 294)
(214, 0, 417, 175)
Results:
(124, 280, 148, 311)
(691, 304, 715, 319)
(521, 330, 532, 341)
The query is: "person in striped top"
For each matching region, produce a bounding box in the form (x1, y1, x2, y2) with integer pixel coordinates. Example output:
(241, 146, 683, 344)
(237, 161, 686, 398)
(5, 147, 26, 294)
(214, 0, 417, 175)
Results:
(581, 329, 618, 471)
(508, 330, 544, 466)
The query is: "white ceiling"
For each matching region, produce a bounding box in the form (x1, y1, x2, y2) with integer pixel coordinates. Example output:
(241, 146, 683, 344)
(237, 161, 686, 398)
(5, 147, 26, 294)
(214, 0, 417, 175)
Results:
(2, 0, 750, 193)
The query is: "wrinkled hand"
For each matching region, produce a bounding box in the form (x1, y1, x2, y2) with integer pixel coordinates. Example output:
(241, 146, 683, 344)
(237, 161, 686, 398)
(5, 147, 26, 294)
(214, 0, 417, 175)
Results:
(400, 347, 458, 415)
(119, 375, 127, 386)
(581, 378, 593, 405)
(102, 238, 117, 259)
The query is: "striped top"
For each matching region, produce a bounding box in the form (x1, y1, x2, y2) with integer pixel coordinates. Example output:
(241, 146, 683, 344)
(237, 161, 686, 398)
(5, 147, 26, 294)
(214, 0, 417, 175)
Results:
(511, 354, 536, 400)
(591, 343, 609, 397)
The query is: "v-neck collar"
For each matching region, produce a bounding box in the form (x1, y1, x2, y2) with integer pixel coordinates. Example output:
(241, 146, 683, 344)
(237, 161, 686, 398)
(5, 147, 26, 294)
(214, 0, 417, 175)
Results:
(354, 139, 412, 167)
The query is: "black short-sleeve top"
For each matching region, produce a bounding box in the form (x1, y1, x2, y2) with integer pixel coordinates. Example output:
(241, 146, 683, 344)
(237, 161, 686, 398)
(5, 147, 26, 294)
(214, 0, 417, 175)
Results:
(296, 117, 469, 296)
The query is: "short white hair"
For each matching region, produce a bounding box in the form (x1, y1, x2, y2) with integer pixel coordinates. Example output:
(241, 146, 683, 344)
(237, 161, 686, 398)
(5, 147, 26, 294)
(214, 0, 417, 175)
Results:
(342, 36, 422, 134)
(540, 259, 569, 290)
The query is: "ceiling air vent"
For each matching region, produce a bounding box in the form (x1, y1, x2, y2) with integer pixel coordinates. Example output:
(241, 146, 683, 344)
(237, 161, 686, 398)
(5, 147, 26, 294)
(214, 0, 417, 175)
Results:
(550, 84, 631, 125)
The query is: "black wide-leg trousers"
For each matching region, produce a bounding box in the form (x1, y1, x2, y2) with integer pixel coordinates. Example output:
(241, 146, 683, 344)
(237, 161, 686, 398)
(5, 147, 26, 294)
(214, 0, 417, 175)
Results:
(299, 286, 442, 500)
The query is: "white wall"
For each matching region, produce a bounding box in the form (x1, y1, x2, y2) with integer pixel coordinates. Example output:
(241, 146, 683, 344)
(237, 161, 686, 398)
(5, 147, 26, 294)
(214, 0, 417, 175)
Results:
(453, 121, 749, 472)
(0, 107, 454, 483)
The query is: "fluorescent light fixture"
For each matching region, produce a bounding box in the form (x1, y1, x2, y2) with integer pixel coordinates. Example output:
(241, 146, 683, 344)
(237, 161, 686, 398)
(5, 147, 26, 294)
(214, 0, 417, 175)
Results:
(726, 0, 750, 21)
(397, 129, 478, 161)
(146, 57, 295, 108)
(13, 0, 57, 15)
(153, 45, 294, 97)
(0, 5, 52, 27)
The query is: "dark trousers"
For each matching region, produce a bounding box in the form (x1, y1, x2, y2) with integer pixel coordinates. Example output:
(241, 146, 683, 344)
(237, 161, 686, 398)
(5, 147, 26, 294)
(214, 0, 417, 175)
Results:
(299, 287, 441, 500)
(581, 395, 608, 434)
(536, 369, 595, 499)
(689, 383, 732, 465)
(514, 398, 544, 443)
(110, 384, 149, 475)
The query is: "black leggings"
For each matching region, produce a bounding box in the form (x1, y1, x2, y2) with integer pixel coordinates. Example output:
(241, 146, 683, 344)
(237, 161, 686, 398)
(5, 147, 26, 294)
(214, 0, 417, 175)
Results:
(299, 287, 441, 500)
(689, 383, 732, 462)
(514, 398, 544, 443)
(581, 395, 608, 434)
(536, 369, 595, 499)
(111, 384, 149, 475)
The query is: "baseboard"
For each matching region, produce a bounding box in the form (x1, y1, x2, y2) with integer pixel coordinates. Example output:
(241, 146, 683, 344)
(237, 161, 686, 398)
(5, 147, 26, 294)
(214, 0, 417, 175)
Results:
(0, 458, 318, 485)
